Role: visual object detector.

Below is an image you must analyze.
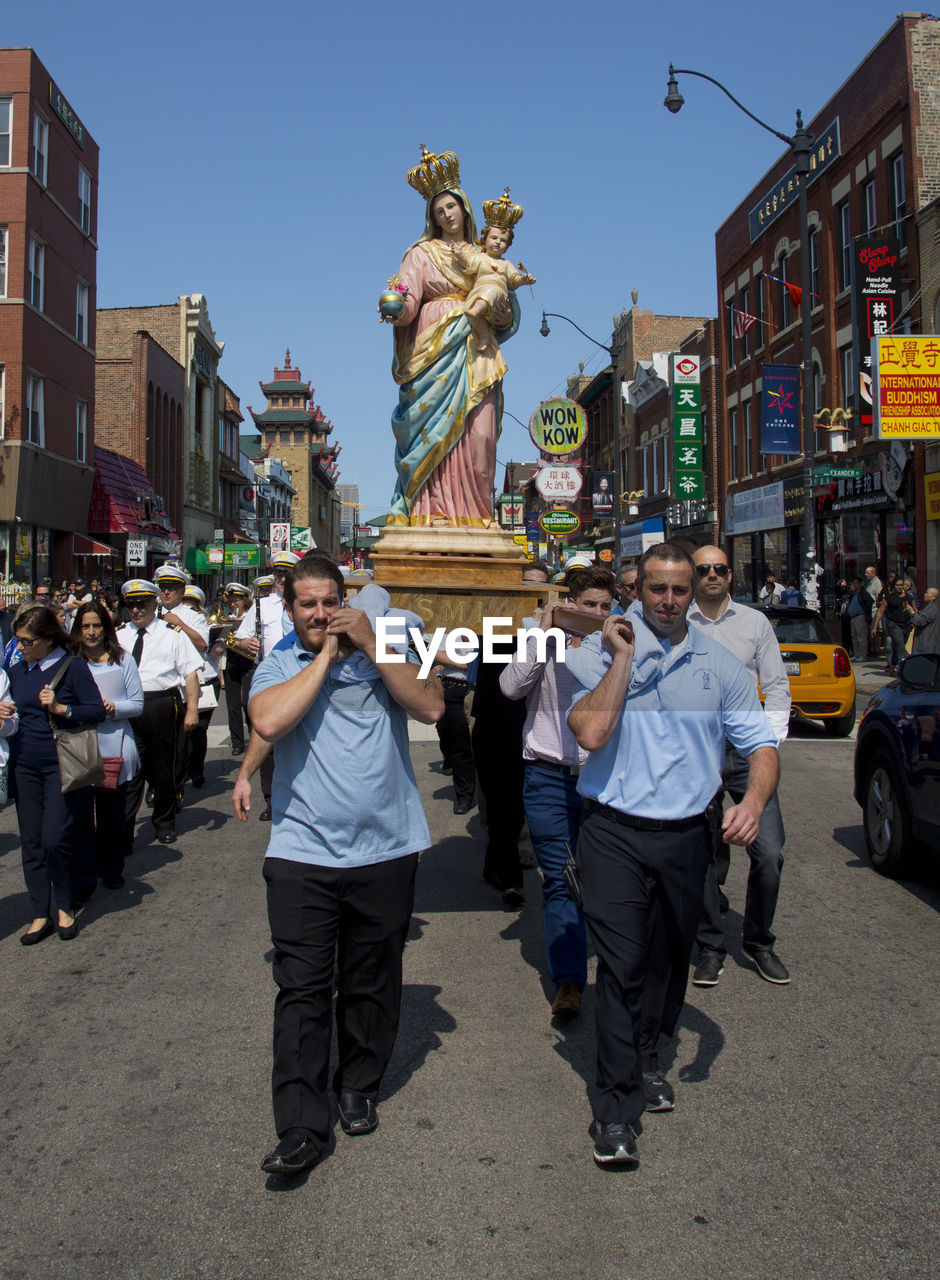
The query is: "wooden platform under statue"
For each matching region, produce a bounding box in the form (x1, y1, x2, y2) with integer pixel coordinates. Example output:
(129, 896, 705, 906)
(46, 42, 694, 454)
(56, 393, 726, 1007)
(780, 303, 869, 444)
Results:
(370, 525, 562, 632)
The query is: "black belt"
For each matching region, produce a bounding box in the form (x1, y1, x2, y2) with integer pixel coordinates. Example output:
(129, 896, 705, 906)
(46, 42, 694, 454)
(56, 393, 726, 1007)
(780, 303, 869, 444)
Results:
(584, 798, 704, 831)
(143, 689, 182, 701)
(440, 675, 468, 690)
(529, 757, 580, 776)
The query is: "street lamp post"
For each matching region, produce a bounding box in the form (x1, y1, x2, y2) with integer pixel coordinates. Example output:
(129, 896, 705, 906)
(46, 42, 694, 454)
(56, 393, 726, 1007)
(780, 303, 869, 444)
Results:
(664, 66, 818, 594)
(539, 310, 624, 563)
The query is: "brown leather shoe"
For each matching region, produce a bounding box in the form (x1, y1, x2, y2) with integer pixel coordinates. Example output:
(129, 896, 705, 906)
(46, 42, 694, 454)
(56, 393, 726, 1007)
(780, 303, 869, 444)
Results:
(551, 982, 582, 1019)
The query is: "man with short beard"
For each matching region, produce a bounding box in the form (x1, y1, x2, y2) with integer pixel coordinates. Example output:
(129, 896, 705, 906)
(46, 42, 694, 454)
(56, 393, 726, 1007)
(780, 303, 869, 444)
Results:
(238, 553, 444, 1177)
(567, 542, 778, 1169)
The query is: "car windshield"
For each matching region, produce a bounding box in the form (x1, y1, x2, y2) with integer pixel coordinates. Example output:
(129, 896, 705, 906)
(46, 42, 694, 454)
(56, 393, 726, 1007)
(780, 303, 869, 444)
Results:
(768, 615, 831, 644)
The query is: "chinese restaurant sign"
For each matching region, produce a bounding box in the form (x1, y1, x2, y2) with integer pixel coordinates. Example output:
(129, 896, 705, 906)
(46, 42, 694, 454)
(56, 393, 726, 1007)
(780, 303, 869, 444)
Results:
(671, 354, 704, 500)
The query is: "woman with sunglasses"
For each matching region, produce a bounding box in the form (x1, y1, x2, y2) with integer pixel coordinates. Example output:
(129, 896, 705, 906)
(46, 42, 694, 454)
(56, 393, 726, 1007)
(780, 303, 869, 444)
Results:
(8, 605, 106, 944)
(71, 602, 144, 890)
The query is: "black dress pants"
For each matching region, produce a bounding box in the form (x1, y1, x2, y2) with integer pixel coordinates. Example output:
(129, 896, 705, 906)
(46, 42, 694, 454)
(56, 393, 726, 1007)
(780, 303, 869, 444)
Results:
(577, 806, 712, 1126)
(187, 678, 220, 782)
(471, 725, 524, 891)
(224, 651, 254, 751)
(264, 852, 419, 1147)
(126, 691, 181, 837)
(436, 680, 475, 805)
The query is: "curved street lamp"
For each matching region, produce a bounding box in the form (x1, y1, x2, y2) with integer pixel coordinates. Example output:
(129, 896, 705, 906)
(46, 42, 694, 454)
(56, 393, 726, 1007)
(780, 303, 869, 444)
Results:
(664, 65, 818, 588)
(539, 311, 625, 561)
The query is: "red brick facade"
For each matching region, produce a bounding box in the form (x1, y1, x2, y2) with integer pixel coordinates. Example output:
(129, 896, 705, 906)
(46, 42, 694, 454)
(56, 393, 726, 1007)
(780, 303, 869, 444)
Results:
(0, 48, 98, 584)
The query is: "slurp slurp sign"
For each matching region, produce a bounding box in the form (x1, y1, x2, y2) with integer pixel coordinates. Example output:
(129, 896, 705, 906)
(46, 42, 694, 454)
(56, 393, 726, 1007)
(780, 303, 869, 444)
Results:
(528, 398, 588, 456)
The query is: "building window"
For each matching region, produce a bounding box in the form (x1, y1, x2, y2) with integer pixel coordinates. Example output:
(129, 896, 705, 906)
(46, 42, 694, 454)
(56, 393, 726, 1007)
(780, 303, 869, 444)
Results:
(753, 274, 764, 349)
(76, 400, 87, 462)
(841, 347, 855, 411)
(809, 227, 820, 304)
(78, 167, 92, 235)
(727, 300, 736, 367)
(0, 364, 5, 438)
(26, 376, 44, 446)
(813, 365, 825, 450)
(31, 114, 48, 185)
(743, 401, 752, 476)
(862, 178, 877, 234)
(0, 98, 11, 167)
(76, 280, 89, 344)
(28, 238, 44, 309)
(837, 200, 851, 290)
(0, 225, 7, 298)
(730, 407, 739, 480)
(889, 152, 906, 251)
(777, 253, 790, 328)
(740, 285, 750, 358)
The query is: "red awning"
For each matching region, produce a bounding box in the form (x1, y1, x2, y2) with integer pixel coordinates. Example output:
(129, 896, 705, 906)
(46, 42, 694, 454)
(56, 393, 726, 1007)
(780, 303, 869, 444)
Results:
(73, 534, 121, 557)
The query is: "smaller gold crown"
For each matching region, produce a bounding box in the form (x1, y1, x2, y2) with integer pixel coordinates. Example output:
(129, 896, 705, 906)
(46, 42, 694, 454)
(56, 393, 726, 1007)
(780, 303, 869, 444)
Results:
(407, 144, 461, 200)
(482, 187, 524, 232)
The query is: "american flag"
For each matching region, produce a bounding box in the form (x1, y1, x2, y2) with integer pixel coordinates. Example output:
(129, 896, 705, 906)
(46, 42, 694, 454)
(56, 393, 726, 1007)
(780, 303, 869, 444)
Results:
(733, 308, 759, 340)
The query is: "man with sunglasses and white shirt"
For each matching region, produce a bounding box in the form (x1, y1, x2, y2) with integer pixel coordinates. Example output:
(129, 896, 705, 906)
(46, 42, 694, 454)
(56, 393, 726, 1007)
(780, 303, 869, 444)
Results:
(687, 546, 791, 986)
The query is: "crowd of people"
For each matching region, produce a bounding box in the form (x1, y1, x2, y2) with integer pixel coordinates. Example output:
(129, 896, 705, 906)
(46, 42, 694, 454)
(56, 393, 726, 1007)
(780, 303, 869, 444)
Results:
(3, 544, 936, 1178)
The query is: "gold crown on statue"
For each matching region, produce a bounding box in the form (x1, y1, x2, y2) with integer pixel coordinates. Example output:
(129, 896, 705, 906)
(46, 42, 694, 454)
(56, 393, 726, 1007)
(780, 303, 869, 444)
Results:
(407, 144, 462, 200)
(481, 187, 524, 232)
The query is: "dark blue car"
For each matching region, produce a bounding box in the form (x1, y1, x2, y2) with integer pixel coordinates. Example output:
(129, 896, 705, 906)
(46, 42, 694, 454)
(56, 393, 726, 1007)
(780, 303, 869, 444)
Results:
(854, 652, 940, 876)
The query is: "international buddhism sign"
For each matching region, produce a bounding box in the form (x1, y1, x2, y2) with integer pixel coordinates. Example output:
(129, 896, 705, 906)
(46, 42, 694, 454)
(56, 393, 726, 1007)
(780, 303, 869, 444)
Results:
(873, 335, 940, 438)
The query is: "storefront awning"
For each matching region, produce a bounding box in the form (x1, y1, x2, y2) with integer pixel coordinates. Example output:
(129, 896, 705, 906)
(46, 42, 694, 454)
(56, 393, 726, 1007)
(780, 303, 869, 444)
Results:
(73, 534, 121, 557)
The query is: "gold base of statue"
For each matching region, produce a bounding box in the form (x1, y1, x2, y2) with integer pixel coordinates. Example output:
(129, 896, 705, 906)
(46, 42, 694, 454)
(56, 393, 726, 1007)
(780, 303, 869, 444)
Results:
(370, 524, 562, 631)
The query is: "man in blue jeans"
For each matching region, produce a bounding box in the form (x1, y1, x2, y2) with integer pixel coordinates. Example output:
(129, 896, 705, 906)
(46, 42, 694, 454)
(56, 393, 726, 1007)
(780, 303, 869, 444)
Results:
(499, 566, 616, 1019)
(687, 545, 792, 986)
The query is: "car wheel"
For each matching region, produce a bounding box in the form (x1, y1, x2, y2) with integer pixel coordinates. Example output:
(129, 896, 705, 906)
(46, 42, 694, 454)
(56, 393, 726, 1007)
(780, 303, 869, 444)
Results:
(862, 749, 912, 876)
(824, 705, 857, 737)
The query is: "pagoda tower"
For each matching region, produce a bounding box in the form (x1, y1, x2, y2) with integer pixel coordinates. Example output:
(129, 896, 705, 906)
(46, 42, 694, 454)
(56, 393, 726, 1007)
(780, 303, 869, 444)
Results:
(248, 350, 341, 553)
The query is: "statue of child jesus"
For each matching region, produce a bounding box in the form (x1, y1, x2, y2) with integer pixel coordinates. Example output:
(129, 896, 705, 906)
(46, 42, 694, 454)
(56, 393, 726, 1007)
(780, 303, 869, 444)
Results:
(453, 221, 535, 353)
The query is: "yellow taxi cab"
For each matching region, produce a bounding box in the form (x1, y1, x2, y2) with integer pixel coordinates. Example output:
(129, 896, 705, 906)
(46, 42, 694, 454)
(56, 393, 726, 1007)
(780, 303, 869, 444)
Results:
(758, 605, 857, 737)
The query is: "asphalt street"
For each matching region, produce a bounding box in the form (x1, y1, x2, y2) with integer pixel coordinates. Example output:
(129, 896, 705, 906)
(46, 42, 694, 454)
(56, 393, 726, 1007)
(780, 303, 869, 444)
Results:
(0, 672, 937, 1280)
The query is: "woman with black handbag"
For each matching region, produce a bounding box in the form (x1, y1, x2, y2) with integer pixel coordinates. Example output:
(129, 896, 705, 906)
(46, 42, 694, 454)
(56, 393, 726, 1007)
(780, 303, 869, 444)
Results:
(72, 602, 144, 891)
(9, 605, 106, 944)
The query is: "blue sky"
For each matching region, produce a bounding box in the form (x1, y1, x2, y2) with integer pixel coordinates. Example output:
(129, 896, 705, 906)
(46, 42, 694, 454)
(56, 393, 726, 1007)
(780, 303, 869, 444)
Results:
(6, 0, 903, 517)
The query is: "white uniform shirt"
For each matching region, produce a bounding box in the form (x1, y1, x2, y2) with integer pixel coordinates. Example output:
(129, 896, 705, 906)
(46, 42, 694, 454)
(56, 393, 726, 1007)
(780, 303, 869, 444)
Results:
(235, 593, 292, 660)
(172, 603, 212, 682)
(117, 617, 203, 692)
(687, 599, 791, 744)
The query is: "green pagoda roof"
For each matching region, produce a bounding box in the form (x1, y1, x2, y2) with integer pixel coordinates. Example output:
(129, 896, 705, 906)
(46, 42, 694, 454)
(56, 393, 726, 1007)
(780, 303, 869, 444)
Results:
(260, 379, 309, 395)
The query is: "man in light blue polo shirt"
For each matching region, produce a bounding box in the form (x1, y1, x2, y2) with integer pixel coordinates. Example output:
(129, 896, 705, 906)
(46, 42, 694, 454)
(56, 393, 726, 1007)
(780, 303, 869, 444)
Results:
(567, 542, 778, 1169)
(241, 553, 444, 1177)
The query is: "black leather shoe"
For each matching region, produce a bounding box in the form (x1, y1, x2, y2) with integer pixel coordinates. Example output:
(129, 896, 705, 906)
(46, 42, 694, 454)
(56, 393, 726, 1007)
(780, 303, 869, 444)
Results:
(145, 786, 155, 806)
(190, 774, 205, 788)
(156, 831, 177, 845)
(337, 1090, 378, 1136)
(502, 886, 524, 908)
(231, 744, 245, 756)
(453, 798, 473, 814)
(103, 877, 125, 890)
(260, 1129, 321, 1175)
(259, 807, 272, 822)
(57, 920, 79, 941)
(20, 920, 55, 946)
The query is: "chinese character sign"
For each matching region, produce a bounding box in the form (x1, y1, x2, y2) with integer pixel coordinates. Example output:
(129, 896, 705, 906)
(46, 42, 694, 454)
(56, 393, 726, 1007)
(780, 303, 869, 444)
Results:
(760, 364, 801, 455)
(670, 354, 704, 501)
(873, 335, 940, 439)
(852, 235, 901, 428)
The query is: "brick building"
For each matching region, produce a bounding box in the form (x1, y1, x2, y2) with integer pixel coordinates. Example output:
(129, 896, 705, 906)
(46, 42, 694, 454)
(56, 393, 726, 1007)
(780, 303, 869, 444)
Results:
(0, 48, 98, 586)
(94, 324, 185, 569)
(715, 13, 940, 604)
(246, 350, 340, 556)
(565, 304, 711, 560)
(96, 295, 227, 564)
